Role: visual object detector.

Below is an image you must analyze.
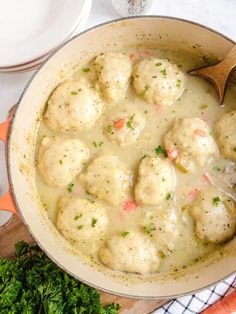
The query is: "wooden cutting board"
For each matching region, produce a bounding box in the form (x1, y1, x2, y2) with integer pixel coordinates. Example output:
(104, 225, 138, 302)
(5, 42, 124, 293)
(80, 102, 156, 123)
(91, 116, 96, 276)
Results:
(0, 215, 168, 313)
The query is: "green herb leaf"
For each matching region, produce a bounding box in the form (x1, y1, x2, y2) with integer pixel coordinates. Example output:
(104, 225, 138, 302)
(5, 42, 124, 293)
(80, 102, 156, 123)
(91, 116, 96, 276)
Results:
(92, 141, 98, 148)
(77, 225, 84, 230)
(91, 218, 97, 228)
(155, 62, 162, 66)
(139, 85, 149, 97)
(71, 91, 78, 95)
(67, 183, 74, 193)
(121, 231, 129, 237)
(155, 145, 167, 156)
(82, 67, 90, 72)
(161, 69, 167, 76)
(143, 223, 156, 234)
(141, 154, 149, 160)
(126, 114, 135, 130)
(74, 213, 83, 220)
(107, 124, 113, 134)
(166, 192, 172, 200)
(233, 147, 236, 152)
(0, 241, 120, 313)
(59, 159, 63, 164)
(213, 196, 221, 206)
(176, 79, 181, 88)
(200, 104, 208, 110)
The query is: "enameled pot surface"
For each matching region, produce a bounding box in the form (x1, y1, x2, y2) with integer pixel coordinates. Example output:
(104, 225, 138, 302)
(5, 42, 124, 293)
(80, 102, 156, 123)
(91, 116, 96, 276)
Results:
(5, 17, 236, 299)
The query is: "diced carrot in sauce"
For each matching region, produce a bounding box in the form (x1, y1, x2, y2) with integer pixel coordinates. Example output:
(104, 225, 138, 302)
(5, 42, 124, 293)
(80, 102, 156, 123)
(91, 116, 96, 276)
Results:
(114, 118, 126, 129)
(187, 187, 200, 199)
(201, 173, 213, 185)
(130, 54, 137, 61)
(156, 105, 162, 113)
(141, 50, 152, 56)
(123, 200, 137, 212)
(194, 129, 206, 137)
(167, 148, 179, 160)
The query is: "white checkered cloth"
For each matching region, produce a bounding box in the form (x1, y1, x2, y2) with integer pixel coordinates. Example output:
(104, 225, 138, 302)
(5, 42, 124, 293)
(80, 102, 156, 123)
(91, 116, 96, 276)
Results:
(153, 274, 236, 314)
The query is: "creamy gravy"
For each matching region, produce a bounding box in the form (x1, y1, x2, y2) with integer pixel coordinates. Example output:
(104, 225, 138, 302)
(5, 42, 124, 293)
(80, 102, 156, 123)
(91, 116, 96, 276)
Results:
(35, 48, 236, 273)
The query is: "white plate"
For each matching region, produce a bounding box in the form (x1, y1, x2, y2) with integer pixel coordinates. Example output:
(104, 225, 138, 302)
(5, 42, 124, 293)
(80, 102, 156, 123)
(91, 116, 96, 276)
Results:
(0, 0, 89, 67)
(0, 0, 92, 73)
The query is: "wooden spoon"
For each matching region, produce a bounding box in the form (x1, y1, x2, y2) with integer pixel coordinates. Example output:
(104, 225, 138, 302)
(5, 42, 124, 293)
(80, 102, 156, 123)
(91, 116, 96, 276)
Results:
(189, 45, 236, 104)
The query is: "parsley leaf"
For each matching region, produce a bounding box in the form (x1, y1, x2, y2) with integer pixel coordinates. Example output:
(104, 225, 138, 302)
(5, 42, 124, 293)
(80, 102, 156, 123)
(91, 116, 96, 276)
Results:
(155, 62, 162, 66)
(121, 231, 129, 237)
(67, 183, 74, 193)
(71, 91, 78, 95)
(91, 218, 97, 228)
(0, 241, 120, 313)
(143, 223, 156, 234)
(126, 114, 135, 130)
(82, 67, 90, 72)
(213, 196, 221, 206)
(155, 145, 167, 156)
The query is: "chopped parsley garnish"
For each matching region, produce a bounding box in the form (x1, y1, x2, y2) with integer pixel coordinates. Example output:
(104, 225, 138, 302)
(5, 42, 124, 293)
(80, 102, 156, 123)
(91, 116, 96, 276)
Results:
(166, 192, 172, 200)
(126, 114, 135, 130)
(213, 196, 221, 206)
(233, 147, 236, 152)
(161, 69, 167, 76)
(139, 85, 149, 97)
(74, 213, 83, 220)
(77, 225, 84, 230)
(59, 159, 63, 164)
(107, 124, 113, 134)
(214, 166, 221, 172)
(121, 231, 129, 237)
(141, 154, 149, 160)
(92, 141, 104, 148)
(71, 91, 78, 95)
(91, 218, 97, 228)
(143, 223, 156, 234)
(67, 183, 74, 193)
(155, 145, 167, 156)
(86, 190, 94, 196)
(200, 104, 208, 109)
(155, 62, 162, 66)
(144, 110, 148, 114)
(82, 67, 90, 72)
(176, 79, 181, 88)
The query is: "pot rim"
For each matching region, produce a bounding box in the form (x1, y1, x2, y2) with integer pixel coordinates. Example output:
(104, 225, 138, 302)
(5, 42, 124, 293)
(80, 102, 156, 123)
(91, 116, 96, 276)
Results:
(7, 16, 236, 300)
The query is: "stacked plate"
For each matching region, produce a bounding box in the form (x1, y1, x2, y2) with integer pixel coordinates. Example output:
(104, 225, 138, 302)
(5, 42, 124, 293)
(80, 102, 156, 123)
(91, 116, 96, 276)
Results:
(0, 0, 92, 73)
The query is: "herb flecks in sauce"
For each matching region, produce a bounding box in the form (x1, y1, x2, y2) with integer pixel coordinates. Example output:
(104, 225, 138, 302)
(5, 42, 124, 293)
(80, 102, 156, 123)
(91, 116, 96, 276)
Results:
(91, 218, 98, 228)
(121, 231, 129, 237)
(67, 183, 74, 193)
(213, 196, 221, 206)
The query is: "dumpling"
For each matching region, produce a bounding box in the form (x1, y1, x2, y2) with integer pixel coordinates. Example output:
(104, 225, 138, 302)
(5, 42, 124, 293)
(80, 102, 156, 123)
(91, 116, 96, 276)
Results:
(190, 187, 236, 243)
(164, 117, 217, 172)
(44, 79, 103, 132)
(79, 155, 132, 205)
(141, 210, 179, 255)
(214, 111, 236, 162)
(135, 157, 176, 205)
(94, 52, 132, 102)
(104, 109, 145, 146)
(38, 137, 89, 187)
(57, 197, 108, 244)
(133, 58, 185, 106)
(99, 231, 160, 274)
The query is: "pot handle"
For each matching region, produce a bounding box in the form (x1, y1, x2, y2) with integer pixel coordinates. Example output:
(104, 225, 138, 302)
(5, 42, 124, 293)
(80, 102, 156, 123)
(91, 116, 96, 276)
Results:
(0, 107, 18, 215)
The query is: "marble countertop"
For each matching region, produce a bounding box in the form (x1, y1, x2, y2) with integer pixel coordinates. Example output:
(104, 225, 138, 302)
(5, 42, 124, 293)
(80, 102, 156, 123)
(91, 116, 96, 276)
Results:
(0, 0, 236, 224)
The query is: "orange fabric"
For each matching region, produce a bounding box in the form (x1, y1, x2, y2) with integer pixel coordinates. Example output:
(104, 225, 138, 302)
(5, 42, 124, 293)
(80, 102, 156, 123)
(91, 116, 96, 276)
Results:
(201, 290, 236, 314)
